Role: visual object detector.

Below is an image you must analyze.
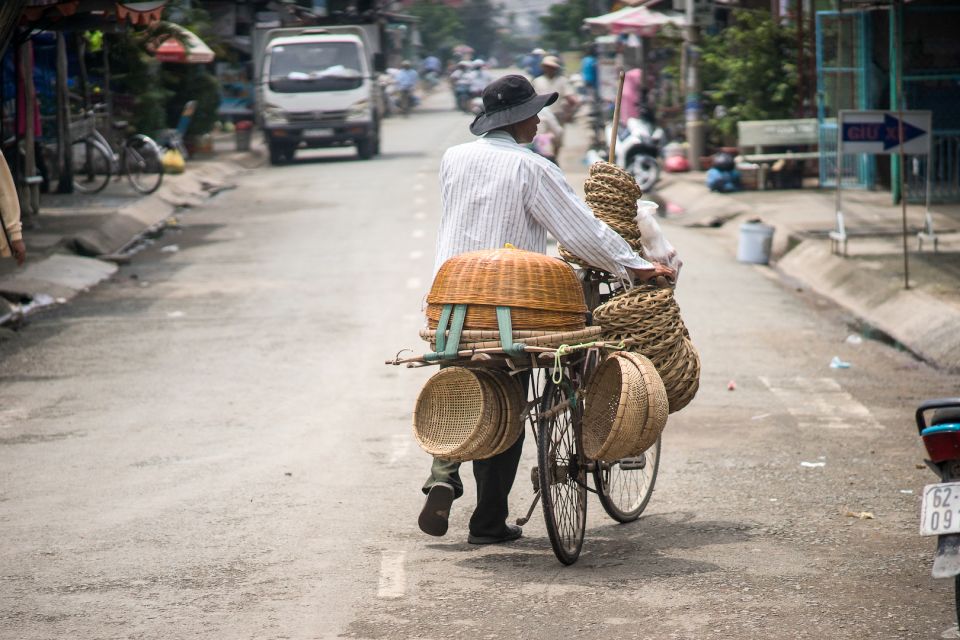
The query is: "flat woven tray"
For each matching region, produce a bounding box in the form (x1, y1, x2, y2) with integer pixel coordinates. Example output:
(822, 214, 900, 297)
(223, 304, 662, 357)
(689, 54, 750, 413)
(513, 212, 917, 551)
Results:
(420, 326, 603, 350)
(425, 303, 586, 331)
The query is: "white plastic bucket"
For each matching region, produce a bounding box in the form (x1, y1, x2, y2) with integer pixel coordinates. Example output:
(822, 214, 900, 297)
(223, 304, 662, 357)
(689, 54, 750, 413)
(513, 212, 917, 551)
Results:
(737, 221, 775, 264)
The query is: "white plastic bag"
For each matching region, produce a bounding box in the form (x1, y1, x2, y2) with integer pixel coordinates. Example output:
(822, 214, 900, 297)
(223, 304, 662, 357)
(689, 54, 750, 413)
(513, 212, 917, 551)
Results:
(635, 200, 682, 280)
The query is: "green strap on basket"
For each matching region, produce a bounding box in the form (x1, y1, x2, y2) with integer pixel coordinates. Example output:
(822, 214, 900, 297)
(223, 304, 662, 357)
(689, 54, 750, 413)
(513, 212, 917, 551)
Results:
(425, 303, 468, 362)
(496, 306, 526, 356)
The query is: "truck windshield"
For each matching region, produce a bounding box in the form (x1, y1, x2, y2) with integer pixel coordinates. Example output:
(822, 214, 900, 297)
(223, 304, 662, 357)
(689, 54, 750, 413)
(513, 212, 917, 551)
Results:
(267, 42, 364, 92)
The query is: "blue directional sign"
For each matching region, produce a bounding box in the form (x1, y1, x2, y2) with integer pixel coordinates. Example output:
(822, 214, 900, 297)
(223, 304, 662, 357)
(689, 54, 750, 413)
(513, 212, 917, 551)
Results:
(839, 110, 932, 155)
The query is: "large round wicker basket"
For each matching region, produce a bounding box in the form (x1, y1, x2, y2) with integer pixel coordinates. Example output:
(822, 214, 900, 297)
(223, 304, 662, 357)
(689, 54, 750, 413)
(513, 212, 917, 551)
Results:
(593, 285, 701, 413)
(582, 351, 668, 462)
(413, 367, 524, 461)
(427, 248, 588, 331)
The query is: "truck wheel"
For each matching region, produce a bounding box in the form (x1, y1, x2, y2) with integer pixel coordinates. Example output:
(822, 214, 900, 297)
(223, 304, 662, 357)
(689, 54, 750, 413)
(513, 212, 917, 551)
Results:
(269, 141, 289, 166)
(357, 137, 375, 160)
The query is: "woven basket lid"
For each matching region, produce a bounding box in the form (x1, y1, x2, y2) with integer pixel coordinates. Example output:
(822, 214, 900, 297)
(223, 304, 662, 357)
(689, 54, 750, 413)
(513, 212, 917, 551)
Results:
(427, 248, 588, 314)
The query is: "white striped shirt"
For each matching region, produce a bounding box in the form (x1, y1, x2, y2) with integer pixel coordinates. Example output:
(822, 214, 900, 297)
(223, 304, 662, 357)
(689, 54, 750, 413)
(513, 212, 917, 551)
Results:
(434, 130, 652, 278)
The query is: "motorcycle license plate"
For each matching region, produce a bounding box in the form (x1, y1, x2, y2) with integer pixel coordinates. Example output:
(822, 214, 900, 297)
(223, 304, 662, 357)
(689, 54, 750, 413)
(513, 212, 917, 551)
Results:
(303, 128, 333, 137)
(920, 482, 960, 536)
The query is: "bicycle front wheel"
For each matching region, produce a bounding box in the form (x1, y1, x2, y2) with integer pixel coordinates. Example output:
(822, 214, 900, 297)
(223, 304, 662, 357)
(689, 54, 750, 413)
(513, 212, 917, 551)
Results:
(71, 139, 111, 194)
(123, 135, 164, 195)
(538, 379, 587, 565)
(595, 436, 661, 523)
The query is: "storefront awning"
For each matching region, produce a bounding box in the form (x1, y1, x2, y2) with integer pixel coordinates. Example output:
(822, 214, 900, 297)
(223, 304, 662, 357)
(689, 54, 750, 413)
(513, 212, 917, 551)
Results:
(584, 5, 686, 36)
(21, 1, 167, 27)
(152, 23, 214, 64)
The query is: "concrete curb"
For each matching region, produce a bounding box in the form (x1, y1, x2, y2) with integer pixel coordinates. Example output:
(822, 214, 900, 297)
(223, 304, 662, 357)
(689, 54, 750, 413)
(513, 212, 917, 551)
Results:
(777, 240, 960, 372)
(0, 149, 263, 324)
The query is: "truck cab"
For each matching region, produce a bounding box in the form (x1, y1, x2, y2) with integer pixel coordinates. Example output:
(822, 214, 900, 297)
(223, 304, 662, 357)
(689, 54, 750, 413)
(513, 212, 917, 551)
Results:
(259, 30, 382, 164)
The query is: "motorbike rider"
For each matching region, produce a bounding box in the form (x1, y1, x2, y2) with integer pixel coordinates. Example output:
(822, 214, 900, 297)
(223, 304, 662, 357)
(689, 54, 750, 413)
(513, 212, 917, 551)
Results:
(395, 60, 419, 114)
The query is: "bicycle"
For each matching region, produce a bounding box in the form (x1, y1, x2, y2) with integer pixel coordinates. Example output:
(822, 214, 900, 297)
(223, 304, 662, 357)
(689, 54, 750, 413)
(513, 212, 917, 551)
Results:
(516, 269, 660, 564)
(394, 268, 660, 565)
(70, 105, 164, 195)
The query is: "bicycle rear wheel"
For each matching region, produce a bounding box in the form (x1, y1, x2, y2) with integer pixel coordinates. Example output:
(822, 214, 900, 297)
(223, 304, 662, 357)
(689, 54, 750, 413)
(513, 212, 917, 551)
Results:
(595, 436, 661, 523)
(71, 139, 111, 194)
(123, 135, 164, 195)
(538, 378, 587, 565)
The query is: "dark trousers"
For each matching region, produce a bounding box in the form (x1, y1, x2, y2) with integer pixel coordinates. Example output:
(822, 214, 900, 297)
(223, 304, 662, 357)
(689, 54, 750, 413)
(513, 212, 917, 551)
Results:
(421, 371, 529, 537)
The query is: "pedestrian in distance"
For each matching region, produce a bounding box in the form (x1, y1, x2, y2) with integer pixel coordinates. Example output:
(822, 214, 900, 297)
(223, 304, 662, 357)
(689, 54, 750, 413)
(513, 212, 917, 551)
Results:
(533, 56, 579, 125)
(0, 153, 27, 266)
(418, 74, 674, 546)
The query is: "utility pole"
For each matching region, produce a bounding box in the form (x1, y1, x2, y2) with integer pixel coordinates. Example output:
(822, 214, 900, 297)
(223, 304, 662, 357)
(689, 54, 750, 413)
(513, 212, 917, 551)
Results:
(684, 0, 704, 169)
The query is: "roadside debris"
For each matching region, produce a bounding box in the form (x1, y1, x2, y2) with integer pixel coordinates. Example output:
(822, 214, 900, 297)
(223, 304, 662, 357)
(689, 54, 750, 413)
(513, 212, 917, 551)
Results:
(800, 461, 826, 468)
(844, 510, 875, 520)
(160, 244, 180, 253)
(845, 334, 863, 346)
(829, 356, 852, 369)
(900, 489, 914, 494)
(727, 380, 737, 391)
(167, 311, 186, 319)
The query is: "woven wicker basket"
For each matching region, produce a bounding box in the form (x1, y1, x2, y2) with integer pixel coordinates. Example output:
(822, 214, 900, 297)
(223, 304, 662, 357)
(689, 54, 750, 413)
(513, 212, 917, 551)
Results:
(426, 303, 586, 331)
(593, 286, 700, 414)
(582, 351, 668, 462)
(412, 367, 524, 462)
(428, 248, 587, 313)
(419, 326, 603, 351)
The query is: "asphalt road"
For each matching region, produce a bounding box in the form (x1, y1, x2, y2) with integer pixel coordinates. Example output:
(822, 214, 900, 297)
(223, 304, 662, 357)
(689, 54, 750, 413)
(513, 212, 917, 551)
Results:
(1, 90, 959, 640)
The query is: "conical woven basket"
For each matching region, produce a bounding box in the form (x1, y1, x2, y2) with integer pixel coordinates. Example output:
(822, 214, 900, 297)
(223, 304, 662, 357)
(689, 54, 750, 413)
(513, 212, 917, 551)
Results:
(594, 286, 700, 414)
(428, 248, 588, 313)
(582, 351, 668, 462)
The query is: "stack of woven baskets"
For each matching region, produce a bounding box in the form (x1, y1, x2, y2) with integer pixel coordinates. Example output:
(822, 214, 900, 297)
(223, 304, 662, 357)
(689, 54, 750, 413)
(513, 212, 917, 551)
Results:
(413, 367, 525, 461)
(559, 161, 644, 267)
(593, 285, 700, 413)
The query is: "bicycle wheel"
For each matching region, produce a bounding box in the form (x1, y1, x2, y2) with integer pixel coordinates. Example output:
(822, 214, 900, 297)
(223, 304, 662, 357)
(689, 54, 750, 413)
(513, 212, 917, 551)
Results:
(595, 436, 661, 523)
(123, 135, 164, 195)
(538, 378, 587, 565)
(71, 138, 111, 194)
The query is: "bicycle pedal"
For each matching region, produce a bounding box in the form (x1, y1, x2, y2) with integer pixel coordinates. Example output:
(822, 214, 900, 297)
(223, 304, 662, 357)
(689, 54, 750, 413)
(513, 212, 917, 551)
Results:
(619, 455, 647, 471)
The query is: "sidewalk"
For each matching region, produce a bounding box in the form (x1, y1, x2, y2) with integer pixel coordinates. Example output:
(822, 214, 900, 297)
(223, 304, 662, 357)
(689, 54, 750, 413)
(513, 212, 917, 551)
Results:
(656, 170, 960, 372)
(558, 113, 960, 372)
(0, 132, 264, 325)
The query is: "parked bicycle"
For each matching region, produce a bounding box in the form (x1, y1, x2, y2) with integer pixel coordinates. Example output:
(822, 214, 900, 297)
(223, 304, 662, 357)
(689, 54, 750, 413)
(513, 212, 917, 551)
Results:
(71, 105, 164, 195)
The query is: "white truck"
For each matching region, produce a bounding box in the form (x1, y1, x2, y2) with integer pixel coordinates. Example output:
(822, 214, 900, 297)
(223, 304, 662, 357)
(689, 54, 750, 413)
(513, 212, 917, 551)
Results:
(255, 26, 385, 164)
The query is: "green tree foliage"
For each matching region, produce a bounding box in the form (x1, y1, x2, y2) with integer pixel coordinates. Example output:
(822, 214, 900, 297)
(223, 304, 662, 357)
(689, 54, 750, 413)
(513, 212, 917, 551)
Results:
(408, 0, 464, 60)
(700, 9, 798, 145)
(539, 0, 590, 53)
(460, 0, 501, 58)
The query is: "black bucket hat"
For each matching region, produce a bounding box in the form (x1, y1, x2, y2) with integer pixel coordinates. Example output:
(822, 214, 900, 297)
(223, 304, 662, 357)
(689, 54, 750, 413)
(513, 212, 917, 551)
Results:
(469, 75, 558, 136)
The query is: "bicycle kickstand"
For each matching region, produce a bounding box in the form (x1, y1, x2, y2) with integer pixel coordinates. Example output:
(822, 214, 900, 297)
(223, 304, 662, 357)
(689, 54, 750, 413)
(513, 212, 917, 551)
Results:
(516, 490, 541, 526)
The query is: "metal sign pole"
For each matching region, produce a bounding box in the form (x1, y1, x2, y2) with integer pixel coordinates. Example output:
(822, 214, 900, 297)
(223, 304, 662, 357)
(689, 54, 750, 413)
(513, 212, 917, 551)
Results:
(895, 0, 909, 289)
(831, 111, 846, 256)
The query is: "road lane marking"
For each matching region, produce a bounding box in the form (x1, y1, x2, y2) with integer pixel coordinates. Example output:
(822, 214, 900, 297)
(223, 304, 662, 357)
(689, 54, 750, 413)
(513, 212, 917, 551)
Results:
(413, 184, 425, 192)
(409, 250, 423, 260)
(411, 229, 425, 239)
(414, 197, 426, 206)
(413, 211, 427, 220)
(388, 434, 410, 465)
(758, 376, 883, 429)
(377, 550, 407, 599)
(406, 277, 422, 289)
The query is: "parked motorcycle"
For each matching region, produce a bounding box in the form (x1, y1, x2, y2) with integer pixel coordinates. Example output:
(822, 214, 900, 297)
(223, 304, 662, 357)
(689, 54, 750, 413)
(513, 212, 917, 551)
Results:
(917, 398, 960, 623)
(605, 108, 666, 193)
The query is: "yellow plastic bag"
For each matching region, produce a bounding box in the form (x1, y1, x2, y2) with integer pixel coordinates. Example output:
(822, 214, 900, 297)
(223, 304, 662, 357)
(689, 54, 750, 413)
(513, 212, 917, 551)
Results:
(162, 148, 185, 174)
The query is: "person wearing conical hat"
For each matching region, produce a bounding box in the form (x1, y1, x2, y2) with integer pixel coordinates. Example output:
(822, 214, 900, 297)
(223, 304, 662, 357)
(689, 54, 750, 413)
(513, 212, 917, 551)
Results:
(418, 75, 674, 546)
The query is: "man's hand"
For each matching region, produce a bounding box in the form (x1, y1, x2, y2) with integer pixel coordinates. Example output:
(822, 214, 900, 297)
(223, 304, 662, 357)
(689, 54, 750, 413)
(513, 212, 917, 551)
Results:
(10, 240, 26, 266)
(629, 262, 675, 283)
